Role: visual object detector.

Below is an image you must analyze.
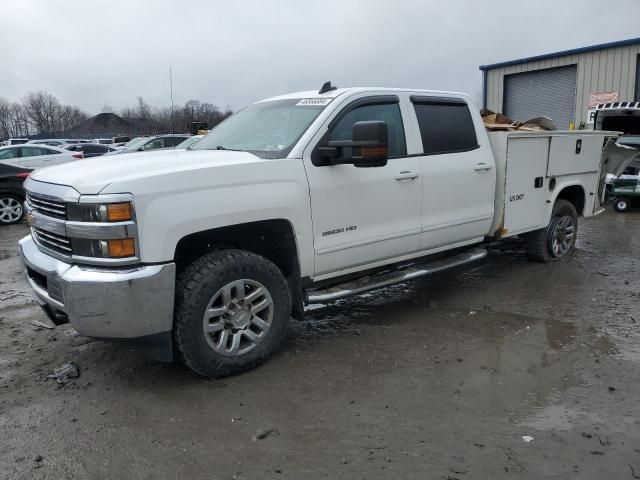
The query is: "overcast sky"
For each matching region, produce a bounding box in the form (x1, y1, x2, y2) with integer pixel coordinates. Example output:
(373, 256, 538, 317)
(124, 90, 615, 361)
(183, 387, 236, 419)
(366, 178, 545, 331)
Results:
(1, 0, 639, 114)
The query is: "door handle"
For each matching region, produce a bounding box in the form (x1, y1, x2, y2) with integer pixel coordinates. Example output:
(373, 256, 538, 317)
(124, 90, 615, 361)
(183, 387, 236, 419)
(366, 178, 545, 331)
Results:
(395, 171, 419, 181)
(474, 163, 492, 171)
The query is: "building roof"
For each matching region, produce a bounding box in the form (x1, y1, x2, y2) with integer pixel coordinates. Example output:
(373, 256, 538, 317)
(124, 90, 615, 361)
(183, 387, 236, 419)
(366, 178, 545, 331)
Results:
(479, 37, 640, 71)
(64, 112, 136, 134)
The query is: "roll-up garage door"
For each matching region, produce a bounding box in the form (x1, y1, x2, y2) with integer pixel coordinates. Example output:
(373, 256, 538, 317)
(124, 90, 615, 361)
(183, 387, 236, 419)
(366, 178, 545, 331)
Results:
(504, 65, 577, 129)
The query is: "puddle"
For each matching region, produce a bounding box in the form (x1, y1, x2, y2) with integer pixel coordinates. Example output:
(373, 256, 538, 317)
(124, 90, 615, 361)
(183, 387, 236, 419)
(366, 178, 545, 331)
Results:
(519, 403, 605, 432)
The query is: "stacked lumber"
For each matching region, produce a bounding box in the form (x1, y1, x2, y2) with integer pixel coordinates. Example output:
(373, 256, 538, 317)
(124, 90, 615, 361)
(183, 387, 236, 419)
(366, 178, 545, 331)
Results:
(481, 110, 556, 131)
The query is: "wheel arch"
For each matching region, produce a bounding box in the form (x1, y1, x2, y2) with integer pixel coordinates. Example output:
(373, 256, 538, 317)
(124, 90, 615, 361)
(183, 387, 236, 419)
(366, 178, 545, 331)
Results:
(173, 219, 305, 320)
(552, 183, 586, 216)
(0, 182, 27, 200)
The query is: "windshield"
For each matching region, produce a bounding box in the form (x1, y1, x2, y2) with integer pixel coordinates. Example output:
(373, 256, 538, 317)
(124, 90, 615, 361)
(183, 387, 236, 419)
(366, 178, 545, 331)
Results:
(192, 99, 328, 159)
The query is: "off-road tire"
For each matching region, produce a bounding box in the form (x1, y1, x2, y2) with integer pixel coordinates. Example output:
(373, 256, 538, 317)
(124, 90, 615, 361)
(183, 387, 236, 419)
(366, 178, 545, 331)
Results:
(525, 199, 578, 263)
(173, 249, 291, 377)
(613, 197, 630, 213)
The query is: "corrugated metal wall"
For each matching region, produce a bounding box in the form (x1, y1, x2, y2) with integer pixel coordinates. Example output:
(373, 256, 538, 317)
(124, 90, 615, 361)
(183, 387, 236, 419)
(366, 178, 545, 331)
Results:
(504, 66, 577, 128)
(485, 43, 640, 126)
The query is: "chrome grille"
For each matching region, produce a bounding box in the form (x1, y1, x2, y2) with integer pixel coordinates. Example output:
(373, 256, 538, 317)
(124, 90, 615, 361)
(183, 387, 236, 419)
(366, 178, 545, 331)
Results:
(32, 228, 72, 255)
(26, 192, 66, 219)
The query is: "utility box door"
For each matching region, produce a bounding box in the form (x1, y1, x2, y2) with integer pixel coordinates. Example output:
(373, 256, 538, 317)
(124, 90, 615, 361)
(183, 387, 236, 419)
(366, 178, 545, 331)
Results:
(504, 137, 549, 235)
(547, 135, 602, 176)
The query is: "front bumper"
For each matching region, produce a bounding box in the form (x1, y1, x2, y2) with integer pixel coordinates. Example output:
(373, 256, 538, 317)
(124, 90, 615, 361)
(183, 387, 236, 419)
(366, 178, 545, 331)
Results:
(19, 235, 176, 342)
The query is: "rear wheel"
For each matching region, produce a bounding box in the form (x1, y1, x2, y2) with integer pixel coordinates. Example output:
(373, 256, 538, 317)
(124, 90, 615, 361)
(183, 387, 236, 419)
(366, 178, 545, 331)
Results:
(613, 197, 630, 212)
(0, 193, 25, 225)
(525, 199, 578, 263)
(173, 249, 291, 377)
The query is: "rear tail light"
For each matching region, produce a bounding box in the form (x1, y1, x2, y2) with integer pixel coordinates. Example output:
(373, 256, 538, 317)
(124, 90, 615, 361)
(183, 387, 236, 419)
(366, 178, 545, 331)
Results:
(16, 172, 30, 178)
(72, 152, 84, 159)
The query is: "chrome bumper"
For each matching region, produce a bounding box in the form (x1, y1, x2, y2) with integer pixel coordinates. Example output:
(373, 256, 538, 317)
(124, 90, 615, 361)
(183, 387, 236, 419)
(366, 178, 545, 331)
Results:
(19, 235, 175, 339)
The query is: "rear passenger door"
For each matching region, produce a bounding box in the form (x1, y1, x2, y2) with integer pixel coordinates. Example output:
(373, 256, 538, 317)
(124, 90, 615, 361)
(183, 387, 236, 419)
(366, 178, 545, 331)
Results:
(16, 146, 58, 169)
(410, 96, 495, 250)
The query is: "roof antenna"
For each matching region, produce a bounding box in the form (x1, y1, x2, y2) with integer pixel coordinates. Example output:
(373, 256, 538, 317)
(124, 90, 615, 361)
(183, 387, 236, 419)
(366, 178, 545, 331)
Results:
(318, 81, 337, 94)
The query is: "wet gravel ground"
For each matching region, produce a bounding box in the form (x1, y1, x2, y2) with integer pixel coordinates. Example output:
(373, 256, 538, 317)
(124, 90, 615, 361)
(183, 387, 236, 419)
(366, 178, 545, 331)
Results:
(1, 210, 640, 479)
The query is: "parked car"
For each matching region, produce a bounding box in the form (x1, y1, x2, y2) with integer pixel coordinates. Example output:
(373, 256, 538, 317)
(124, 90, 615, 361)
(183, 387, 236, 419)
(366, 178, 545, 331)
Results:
(176, 134, 204, 149)
(93, 138, 113, 145)
(63, 143, 117, 158)
(19, 84, 636, 376)
(106, 134, 191, 155)
(0, 144, 81, 225)
(7, 138, 29, 145)
(28, 139, 70, 147)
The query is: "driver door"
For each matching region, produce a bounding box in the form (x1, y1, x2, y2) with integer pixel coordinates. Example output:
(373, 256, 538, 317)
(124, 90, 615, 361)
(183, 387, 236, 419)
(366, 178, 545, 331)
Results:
(303, 94, 422, 276)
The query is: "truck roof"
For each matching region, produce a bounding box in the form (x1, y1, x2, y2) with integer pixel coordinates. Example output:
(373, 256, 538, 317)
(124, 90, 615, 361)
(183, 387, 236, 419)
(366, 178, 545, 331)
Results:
(259, 87, 472, 103)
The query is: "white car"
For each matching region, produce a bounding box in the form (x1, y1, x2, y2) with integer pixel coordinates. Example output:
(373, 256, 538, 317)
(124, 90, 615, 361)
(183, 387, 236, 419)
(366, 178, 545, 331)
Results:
(0, 144, 82, 169)
(0, 144, 81, 225)
(7, 138, 29, 145)
(28, 139, 70, 147)
(176, 134, 204, 149)
(105, 134, 191, 155)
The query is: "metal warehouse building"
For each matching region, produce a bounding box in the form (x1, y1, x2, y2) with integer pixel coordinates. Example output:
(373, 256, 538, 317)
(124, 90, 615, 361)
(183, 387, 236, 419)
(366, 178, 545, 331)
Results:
(480, 37, 640, 129)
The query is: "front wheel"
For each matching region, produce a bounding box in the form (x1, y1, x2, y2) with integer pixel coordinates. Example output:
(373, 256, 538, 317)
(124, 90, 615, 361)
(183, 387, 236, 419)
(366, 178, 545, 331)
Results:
(613, 197, 630, 212)
(173, 249, 291, 377)
(525, 199, 578, 263)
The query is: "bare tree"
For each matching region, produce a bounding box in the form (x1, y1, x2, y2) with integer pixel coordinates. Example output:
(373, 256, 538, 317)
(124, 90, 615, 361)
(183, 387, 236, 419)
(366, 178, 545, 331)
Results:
(0, 98, 12, 139)
(8, 102, 30, 137)
(57, 105, 88, 132)
(22, 91, 61, 136)
(0, 90, 230, 140)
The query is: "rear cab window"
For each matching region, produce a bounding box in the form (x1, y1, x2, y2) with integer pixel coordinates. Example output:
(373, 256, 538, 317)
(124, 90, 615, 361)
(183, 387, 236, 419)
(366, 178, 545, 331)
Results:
(411, 96, 478, 155)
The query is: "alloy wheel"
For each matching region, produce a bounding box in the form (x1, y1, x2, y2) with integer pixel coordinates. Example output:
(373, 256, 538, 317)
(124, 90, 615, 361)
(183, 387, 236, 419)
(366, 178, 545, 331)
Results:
(0, 197, 23, 224)
(550, 215, 576, 258)
(202, 279, 274, 356)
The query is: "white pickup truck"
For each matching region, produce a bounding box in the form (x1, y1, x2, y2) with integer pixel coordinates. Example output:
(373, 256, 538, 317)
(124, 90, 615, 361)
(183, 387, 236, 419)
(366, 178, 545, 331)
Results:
(19, 83, 634, 377)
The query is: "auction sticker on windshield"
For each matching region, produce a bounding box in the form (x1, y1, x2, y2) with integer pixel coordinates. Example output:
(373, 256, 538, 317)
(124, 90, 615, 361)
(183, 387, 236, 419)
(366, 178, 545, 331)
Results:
(296, 98, 332, 106)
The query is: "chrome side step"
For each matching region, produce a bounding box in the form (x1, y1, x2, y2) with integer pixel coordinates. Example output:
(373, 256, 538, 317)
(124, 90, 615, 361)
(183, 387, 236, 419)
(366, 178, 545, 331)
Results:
(306, 247, 487, 304)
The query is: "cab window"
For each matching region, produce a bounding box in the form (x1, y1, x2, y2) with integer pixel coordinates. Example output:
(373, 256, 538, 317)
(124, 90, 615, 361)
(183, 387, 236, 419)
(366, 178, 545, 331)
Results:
(329, 102, 407, 157)
(412, 97, 478, 155)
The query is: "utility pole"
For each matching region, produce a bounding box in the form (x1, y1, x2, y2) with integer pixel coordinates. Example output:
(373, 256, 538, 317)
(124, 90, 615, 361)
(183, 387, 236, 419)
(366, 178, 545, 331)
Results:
(169, 66, 175, 136)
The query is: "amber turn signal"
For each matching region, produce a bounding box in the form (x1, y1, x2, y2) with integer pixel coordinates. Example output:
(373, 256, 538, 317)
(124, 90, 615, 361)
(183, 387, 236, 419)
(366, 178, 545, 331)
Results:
(360, 146, 387, 157)
(106, 238, 135, 257)
(106, 202, 133, 222)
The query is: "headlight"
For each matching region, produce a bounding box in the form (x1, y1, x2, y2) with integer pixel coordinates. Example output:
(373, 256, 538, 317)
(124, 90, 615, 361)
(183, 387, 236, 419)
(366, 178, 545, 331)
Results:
(67, 197, 137, 261)
(72, 238, 136, 259)
(67, 202, 133, 222)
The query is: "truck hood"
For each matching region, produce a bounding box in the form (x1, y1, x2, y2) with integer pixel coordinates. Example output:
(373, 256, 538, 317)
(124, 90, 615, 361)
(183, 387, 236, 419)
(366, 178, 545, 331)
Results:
(29, 149, 264, 194)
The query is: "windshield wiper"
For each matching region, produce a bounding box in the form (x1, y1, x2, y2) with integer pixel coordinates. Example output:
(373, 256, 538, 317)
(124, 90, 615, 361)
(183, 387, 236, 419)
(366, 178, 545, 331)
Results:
(215, 145, 245, 152)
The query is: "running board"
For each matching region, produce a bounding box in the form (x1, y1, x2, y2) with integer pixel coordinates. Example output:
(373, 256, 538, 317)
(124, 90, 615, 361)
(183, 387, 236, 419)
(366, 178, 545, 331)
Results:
(306, 248, 488, 304)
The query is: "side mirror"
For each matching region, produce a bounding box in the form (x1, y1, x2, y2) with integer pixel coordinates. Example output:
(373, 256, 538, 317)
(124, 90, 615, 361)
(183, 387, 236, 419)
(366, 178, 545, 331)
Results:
(319, 120, 389, 167)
